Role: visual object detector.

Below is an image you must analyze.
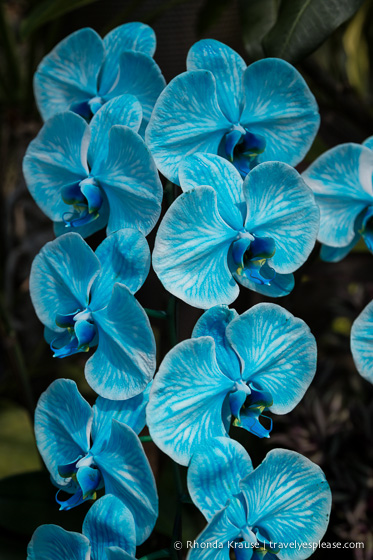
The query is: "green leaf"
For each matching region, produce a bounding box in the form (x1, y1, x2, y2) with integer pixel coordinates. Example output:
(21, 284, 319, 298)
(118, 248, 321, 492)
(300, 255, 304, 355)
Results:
(239, 0, 280, 60)
(20, 0, 101, 39)
(263, 0, 365, 63)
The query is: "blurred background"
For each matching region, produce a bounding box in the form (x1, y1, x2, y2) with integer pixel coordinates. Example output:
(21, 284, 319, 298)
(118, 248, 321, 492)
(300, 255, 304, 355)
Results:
(1, 0, 373, 558)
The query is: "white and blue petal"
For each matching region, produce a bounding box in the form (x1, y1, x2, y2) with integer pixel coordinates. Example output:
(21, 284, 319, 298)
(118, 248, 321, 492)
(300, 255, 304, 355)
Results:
(244, 162, 319, 274)
(351, 300, 373, 384)
(27, 525, 90, 560)
(88, 284, 156, 400)
(35, 379, 93, 487)
(92, 125, 162, 236)
(30, 233, 100, 331)
(187, 39, 246, 124)
(88, 95, 142, 166)
(99, 22, 157, 94)
(146, 70, 232, 184)
(34, 28, 104, 121)
(91, 382, 151, 451)
(91, 229, 150, 305)
(82, 494, 136, 560)
(227, 303, 317, 414)
(23, 112, 90, 222)
(106, 549, 137, 560)
(93, 421, 158, 545)
(234, 270, 295, 298)
(302, 143, 373, 247)
(147, 337, 235, 466)
(192, 306, 240, 380)
(363, 136, 373, 150)
(104, 51, 166, 124)
(153, 186, 239, 308)
(240, 449, 331, 560)
(240, 58, 320, 166)
(188, 500, 246, 560)
(320, 237, 359, 262)
(187, 437, 253, 521)
(179, 153, 246, 230)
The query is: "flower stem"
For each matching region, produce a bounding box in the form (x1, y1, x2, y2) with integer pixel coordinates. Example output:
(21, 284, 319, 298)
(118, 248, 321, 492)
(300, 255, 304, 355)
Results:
(145, 308, 168, 320)
(140, 435, 153, 443)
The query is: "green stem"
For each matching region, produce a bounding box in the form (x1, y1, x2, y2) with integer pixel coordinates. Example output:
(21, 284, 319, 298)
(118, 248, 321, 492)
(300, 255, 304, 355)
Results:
(145, 308, 167, 320)
(139, 550, 171, 560)
(140, 435, 153, 443)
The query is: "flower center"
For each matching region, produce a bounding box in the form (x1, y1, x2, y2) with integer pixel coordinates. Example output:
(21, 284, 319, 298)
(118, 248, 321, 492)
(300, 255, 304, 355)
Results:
(56, 454, 102, 511)
(229, 380, 273, 438)
(51, 308, 97, 358)
(61, 177, 103, 229)
(221, 125, 266, 176)
(232, 233, 276, 286)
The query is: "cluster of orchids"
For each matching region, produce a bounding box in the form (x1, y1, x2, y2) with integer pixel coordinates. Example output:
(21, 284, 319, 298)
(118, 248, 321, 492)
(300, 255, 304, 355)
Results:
(22, 20, 373, 560)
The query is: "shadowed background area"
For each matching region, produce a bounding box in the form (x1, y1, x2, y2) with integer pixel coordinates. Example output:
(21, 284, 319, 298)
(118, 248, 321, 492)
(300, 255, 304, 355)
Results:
(0, 0, 373, 558)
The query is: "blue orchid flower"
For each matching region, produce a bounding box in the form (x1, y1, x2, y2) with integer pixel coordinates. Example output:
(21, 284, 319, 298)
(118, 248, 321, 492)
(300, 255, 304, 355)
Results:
(23, 95, 163, 238)
(302, 136, 373, 262)
(34, 22, 166, 128)
(35, 378, 157, 544)
(28, 494, 138, 559)
(351, 299, 373, 384)
(29, 229, 156, 399)
(147, 304, 316, 466)
(152, 153, 319, 307)
(146, 38, 319, 183)
(186, 437, 331, 560)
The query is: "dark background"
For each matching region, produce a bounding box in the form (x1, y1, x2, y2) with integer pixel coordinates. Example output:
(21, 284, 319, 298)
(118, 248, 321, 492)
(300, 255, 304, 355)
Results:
(1, 0, 373, 558)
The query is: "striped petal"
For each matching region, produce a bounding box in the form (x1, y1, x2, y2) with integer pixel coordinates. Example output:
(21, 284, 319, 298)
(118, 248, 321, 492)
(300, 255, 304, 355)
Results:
(23, 112, 89, 222)
(192, 306, 240, 380)
(227, 304, 317, 414)
(146, 70, 232, 184)
(187, 39, 246, 123)
(104, 51, 166, 124)
(91, 382, 151, 451)
(302, 143, 373, 246)
(320, 237, 359, 263)
(88, 284, 156, 400)
(91, 228, 150, 304)
(363, 136, 373, 150)
(88, 95, 142, 166)
(99, 22, 157, 93)
(27, 525, 89, 560)
(187, 437, 253, 521)
(153, 186, 239, 309)
(244, 162, 319, 274)
(30, 233, 100, 331)
(188, 501, 245, 560)
(147, 337, 235, 466)
(83, 494, 136, 560)
(241, 449, 331, 560)
(240, 58, 319, 166)
(94, 422, 158, 545)
(92, 126, 162, 236)
(351, 300, 373, 384)
(34, 28, 103, 121)
(234, 271, 295, 298)
(179, 153, 246, 230)
(35, 379, 92, 487)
